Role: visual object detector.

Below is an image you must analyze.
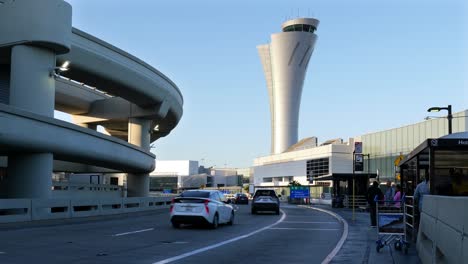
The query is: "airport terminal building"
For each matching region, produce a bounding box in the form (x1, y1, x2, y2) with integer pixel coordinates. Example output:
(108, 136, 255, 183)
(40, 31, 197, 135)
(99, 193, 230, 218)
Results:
(253, 110, 468, 198)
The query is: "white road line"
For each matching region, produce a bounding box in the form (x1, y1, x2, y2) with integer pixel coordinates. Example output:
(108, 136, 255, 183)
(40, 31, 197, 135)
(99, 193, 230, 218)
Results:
(282, 221, 338, 224)
(269, 227, 340, 231)
(112, 228, 154, 237)
(152, 210, 287, 264)
(298, 206, 349, 264)
(0, 252, 5, 254)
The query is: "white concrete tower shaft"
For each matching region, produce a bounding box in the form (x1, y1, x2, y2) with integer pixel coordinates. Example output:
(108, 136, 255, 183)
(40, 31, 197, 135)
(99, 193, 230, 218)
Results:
(258, 18, 319, 154)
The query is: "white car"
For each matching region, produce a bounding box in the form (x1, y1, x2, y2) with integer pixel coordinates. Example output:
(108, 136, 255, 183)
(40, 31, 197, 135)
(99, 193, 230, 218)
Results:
(170, 190, 235, 229)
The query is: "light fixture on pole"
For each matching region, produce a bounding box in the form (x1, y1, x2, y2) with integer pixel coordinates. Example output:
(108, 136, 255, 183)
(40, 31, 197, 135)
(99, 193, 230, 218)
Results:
(427, 105, 452, 134)
(50, 60, 70, 78)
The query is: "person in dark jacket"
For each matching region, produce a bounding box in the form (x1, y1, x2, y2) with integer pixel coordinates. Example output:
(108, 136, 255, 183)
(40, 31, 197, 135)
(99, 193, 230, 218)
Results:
(367, 181, 383, 227)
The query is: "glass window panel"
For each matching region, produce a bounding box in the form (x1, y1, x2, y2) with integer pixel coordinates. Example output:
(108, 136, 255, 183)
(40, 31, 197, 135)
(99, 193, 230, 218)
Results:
(433, 150, 468, 196)
(283, 25, 294, 32)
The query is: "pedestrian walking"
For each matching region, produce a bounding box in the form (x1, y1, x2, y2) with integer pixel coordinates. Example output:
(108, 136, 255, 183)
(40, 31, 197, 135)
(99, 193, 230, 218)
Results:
(367, 181, 383, 227)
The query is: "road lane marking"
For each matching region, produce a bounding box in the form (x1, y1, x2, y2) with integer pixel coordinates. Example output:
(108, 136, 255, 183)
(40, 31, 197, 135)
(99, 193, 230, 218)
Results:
(269, 227, 340, 231)
(0, 252, 5, 254)
(298, 206, 349, 264)
(152, 210, 287, 264)
(112, 228, 154, 237)
(282, 221, 338, 224)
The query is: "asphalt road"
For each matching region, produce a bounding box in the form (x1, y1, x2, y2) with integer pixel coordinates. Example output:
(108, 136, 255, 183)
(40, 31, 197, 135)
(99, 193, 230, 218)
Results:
(0, 203, 343, 264)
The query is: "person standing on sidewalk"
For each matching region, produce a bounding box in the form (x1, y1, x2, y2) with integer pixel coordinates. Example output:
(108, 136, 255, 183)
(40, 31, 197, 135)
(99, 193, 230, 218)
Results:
(414, 177, 430, 235)
(393, 184, 402, 208)
(414, 177, 429, 213)
(367, 181, 383, 227)
(384, 181, 395, 206)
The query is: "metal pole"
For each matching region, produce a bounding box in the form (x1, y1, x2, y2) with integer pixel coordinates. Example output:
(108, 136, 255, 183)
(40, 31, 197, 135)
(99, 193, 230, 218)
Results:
(447, 104, 452, 134)
(352, 151, 355, 222)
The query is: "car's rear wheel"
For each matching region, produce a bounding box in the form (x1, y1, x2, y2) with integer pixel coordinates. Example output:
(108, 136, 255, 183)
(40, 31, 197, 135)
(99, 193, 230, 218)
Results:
(172, 222, 180, 229)
(228, 212, 234, 225)
(211, 214, 219, 229)
(275, 209, 280, 215)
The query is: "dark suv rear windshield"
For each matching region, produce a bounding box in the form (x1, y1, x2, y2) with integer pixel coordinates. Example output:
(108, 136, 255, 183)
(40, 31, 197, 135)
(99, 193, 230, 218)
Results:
(180, 191, 210, 198)
(254, 190, 277, 197)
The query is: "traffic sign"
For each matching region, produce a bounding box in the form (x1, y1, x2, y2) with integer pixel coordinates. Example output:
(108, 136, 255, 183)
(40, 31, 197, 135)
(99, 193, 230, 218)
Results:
(290, 186, 310, 199)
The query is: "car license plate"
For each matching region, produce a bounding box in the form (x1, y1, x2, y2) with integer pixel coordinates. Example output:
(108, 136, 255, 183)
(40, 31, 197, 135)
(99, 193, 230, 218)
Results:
(185, 207, 192, 212)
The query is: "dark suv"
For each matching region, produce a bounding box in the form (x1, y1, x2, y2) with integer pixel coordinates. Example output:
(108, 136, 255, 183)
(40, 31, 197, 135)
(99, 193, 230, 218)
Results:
(251, 189, 280, 215)
(233, 193, 249, 204)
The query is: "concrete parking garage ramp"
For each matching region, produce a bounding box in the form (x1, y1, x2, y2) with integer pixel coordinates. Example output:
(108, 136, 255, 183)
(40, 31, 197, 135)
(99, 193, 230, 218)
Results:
(0, 0, 183, 198)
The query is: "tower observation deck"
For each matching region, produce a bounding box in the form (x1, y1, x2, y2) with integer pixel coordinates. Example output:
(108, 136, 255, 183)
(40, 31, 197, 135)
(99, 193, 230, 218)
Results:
(257, 18, 319, 154)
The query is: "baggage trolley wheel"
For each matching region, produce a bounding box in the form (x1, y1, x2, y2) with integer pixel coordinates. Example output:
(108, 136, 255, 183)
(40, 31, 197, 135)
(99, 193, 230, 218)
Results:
(376, 241, 383, 253)
(403, 243, 409, 254)
(394, 241, 402, 251)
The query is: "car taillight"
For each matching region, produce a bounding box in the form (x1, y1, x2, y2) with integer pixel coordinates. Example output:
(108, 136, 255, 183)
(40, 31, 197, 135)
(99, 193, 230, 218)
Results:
(169, 198, 175, 213)
(204, 200, 210, 214)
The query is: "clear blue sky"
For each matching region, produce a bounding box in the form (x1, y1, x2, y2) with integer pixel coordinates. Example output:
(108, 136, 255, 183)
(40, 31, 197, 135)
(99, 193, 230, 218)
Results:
(64, 0, 467, 168)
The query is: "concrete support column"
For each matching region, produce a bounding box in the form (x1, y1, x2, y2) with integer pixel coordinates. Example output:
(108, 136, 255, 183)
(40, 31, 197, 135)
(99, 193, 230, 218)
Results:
(128, 118, 151, 151)
(127, 118, 151, 197)
(7, 154, 53, 198)
(7, 45, 56, 199)
(10, 45, 55, 117)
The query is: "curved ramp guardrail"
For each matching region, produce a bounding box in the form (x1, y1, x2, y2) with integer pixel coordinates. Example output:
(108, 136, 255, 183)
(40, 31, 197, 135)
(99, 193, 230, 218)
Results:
(0, 196, 173, 223)
(0, 104, 155, 172)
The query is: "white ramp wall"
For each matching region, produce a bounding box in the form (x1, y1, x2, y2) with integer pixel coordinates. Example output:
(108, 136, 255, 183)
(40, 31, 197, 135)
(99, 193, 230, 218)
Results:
(417, 195, 468, 263)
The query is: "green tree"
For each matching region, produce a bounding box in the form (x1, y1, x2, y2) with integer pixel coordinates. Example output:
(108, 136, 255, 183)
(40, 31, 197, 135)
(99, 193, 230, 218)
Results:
(288, 180, 302, 186)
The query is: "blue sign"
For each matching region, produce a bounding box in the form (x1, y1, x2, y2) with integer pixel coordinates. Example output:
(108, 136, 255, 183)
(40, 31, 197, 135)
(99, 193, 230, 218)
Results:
(290, 186, 310, 199)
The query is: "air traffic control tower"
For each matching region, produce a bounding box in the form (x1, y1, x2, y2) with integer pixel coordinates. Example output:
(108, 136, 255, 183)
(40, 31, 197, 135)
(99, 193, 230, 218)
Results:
(258, 18, 319, 154)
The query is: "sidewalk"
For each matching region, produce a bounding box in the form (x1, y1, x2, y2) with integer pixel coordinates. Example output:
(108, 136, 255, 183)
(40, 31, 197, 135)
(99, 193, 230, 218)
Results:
(312, 205, 421, 264)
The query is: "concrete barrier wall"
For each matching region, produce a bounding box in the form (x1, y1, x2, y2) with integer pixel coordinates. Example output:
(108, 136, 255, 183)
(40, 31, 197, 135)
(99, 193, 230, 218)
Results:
(0, 199, 32, 222)
(31, 199, 71, 220)
(0, 196, 172, 223)
(417, 195, 468, 264)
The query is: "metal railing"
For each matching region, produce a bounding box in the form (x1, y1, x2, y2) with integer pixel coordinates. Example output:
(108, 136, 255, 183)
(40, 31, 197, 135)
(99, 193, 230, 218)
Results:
(343, 195, 368, 210)
(404, 195, 416, 242)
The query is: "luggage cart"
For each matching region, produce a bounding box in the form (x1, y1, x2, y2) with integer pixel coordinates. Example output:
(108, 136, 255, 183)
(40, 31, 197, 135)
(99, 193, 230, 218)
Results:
(375, 195, 409, 254)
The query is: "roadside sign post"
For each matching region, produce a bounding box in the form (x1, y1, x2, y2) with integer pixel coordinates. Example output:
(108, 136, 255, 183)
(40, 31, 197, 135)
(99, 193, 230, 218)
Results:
(289, 186, 310, 204)
(352, 142, 370, 222)
(353, 142, 362, 222)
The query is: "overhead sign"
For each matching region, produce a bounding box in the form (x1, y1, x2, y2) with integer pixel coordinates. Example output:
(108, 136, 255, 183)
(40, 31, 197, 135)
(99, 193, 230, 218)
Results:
(394, 154, 404, 166)
(290, 186, 310, 199)
(354, 154, 364, 172)
(354, 142, 362, 154)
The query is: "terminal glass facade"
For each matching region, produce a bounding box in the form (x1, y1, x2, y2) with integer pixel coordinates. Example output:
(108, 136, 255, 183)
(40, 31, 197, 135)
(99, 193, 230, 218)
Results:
(360, 110, 468, 181)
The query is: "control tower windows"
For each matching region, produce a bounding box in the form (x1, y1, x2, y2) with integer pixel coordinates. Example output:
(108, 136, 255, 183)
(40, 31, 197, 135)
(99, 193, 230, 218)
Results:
(283, 24, 316, 33)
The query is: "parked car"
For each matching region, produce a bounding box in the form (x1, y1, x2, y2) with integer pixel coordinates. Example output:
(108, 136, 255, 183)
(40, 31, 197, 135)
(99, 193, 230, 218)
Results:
(170, 190, 235, 229)
(233, 193, 249, 204)
(251, 189, 280, 215)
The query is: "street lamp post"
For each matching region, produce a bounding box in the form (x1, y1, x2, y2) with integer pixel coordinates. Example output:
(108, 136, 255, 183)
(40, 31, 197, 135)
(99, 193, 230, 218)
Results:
(427, 105, 452, 134)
